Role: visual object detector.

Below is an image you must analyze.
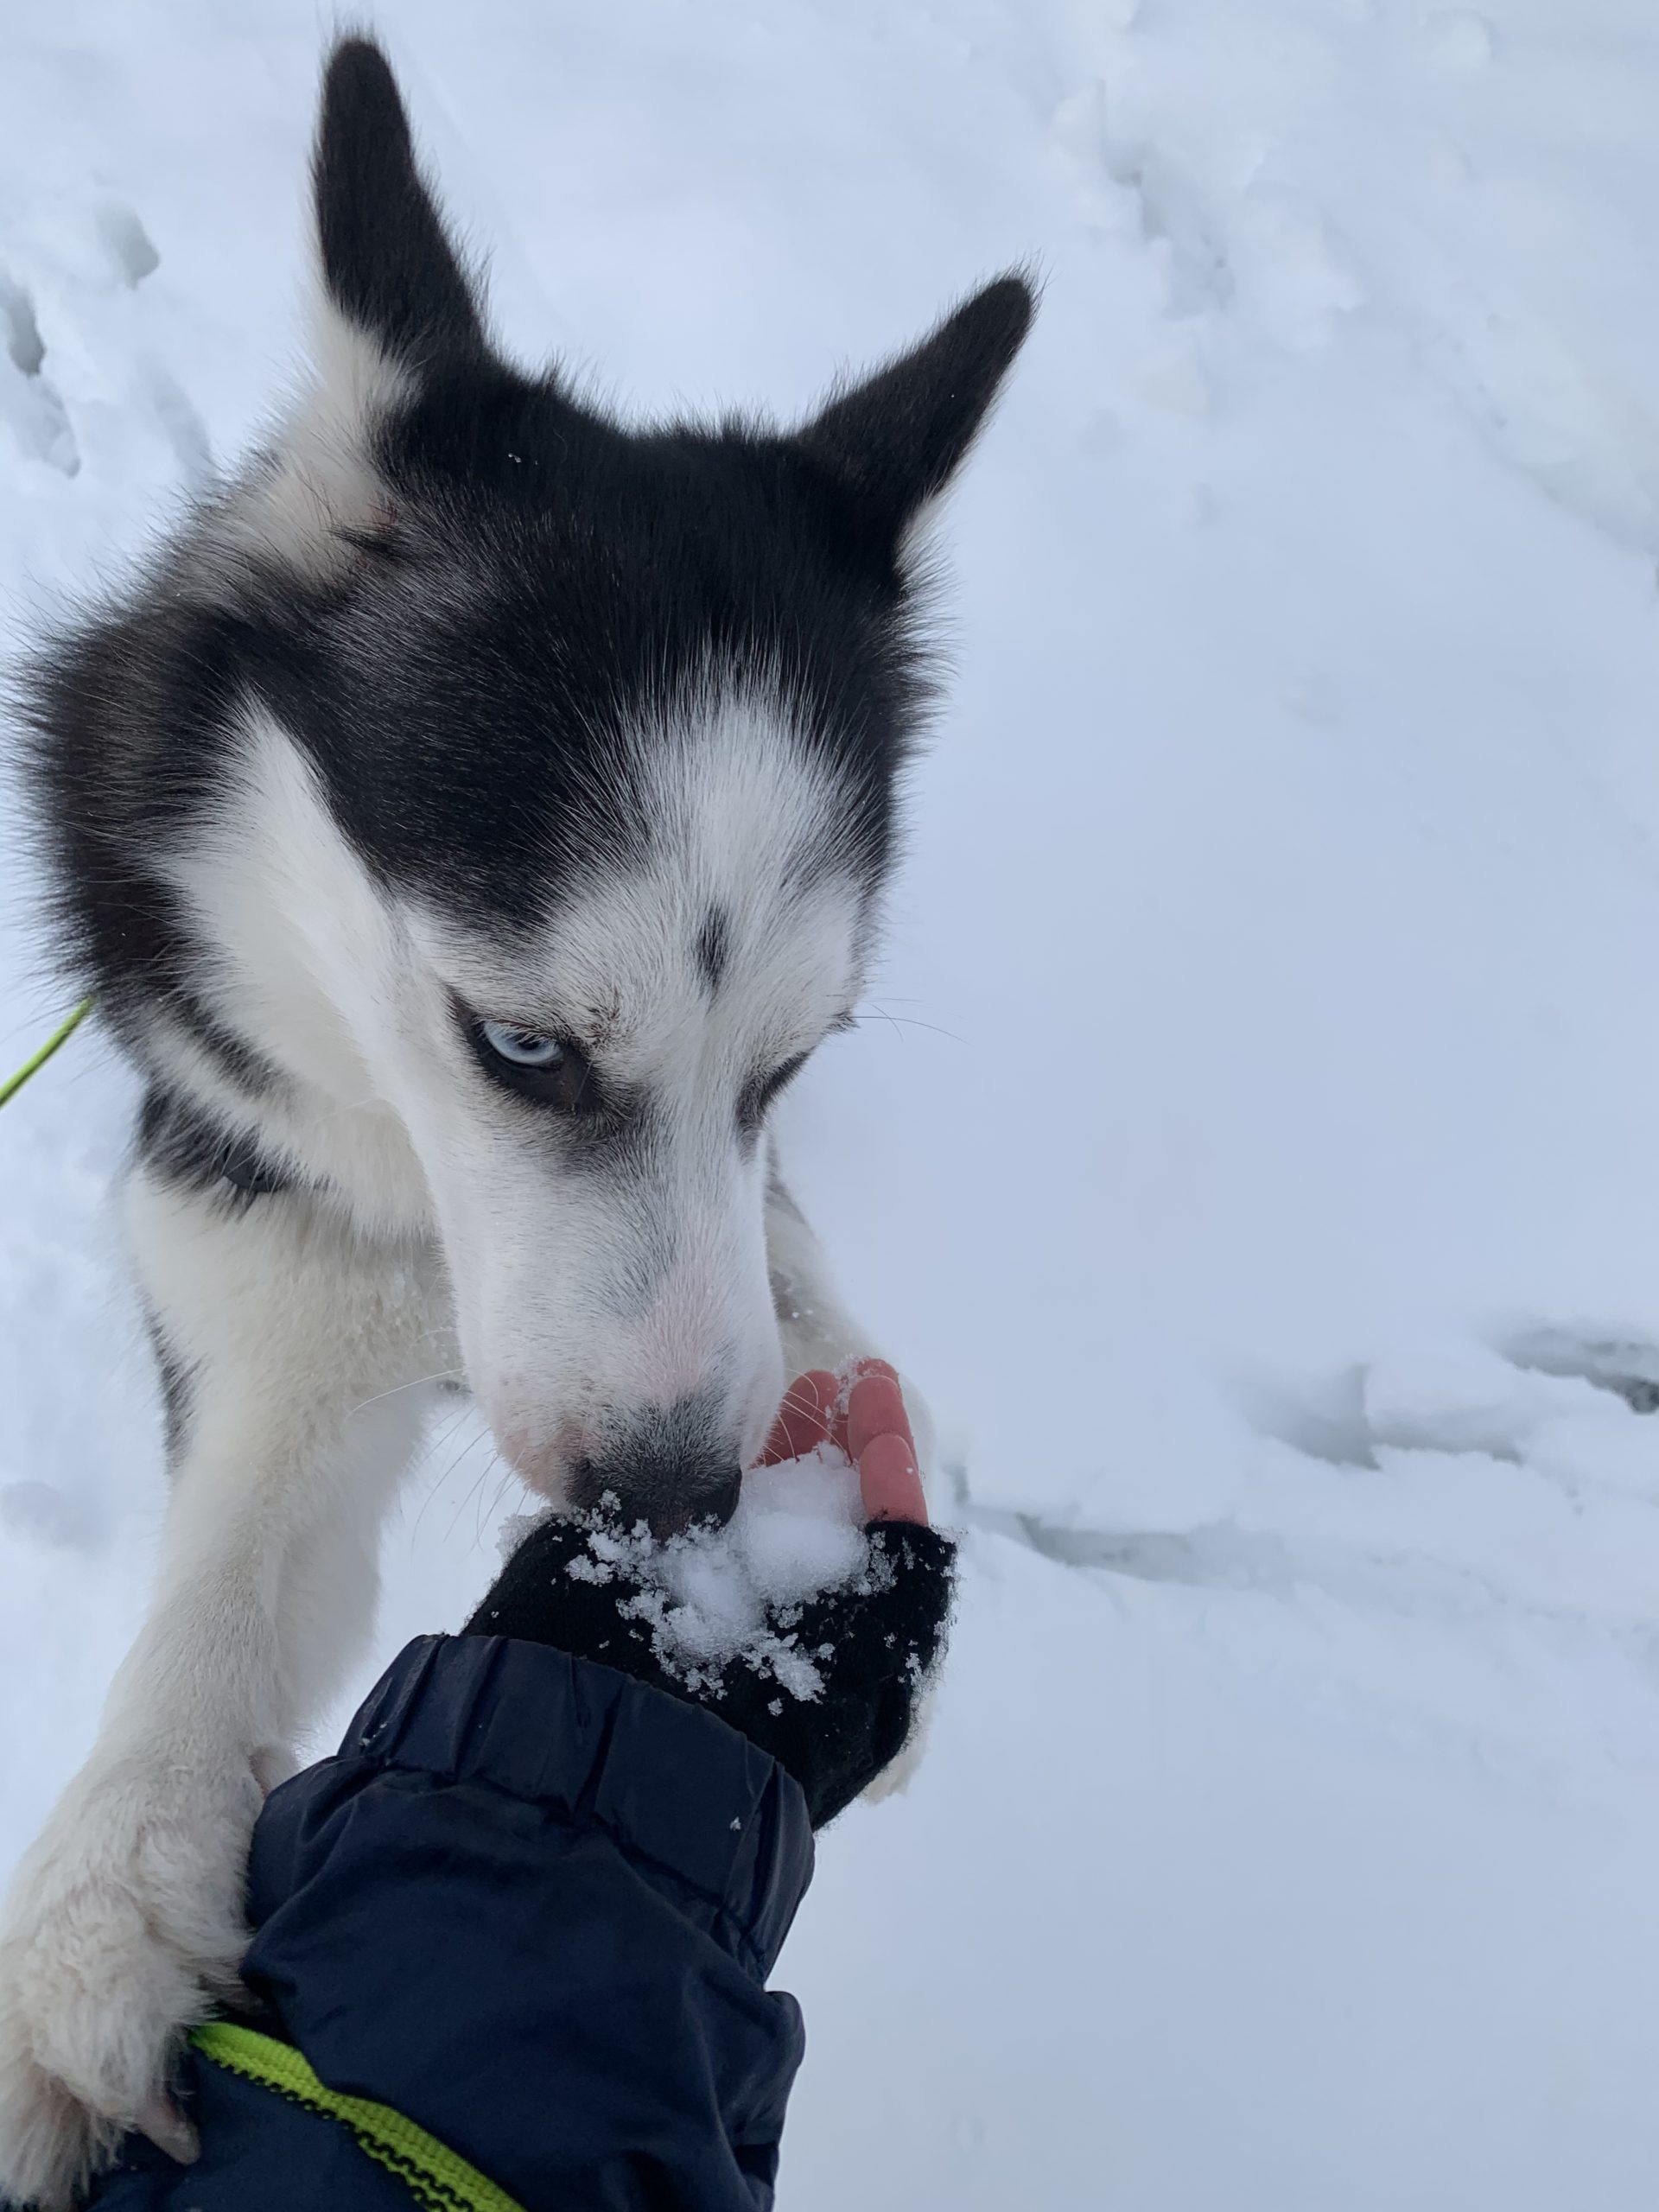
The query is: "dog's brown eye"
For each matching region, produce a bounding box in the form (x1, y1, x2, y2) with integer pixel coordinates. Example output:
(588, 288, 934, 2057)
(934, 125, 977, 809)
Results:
(471, 1020, 598, 1112)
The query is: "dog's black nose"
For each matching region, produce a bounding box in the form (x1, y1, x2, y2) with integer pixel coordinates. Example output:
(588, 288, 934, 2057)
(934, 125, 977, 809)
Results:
(571, 1394, 745, 1540)
(681, 1465, 743, 1535)
(591, 1461, 743, 1541)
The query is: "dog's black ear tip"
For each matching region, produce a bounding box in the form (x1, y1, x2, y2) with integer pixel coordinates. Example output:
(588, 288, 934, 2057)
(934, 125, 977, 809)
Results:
(321, 32, 402, 101)
(959, 269, 1040, 352)
(932, 269, 1039, 409)
(929, 269, 1042, 413)
(798, 267, 1038, 541)
(317, 34, 410, 150)
(314, 32, 415, 203)
(311, 30, 486, 369)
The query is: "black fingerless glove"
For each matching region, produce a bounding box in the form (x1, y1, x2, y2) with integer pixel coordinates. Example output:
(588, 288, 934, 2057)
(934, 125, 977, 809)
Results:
(462, 1512, 957, 1828)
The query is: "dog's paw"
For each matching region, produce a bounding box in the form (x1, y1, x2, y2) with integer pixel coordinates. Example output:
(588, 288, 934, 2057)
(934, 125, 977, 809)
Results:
(0, 1748, 261, 2208)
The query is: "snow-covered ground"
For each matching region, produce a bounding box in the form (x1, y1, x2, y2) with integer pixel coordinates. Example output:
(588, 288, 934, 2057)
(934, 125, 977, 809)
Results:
(7, 1, 1659, 2203)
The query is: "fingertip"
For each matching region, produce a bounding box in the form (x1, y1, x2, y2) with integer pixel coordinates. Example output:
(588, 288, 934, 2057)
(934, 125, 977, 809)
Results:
(847, 1357, 900, 1388)
(859, 1429, 929, 1527)
(846, 1370, 915, 1466)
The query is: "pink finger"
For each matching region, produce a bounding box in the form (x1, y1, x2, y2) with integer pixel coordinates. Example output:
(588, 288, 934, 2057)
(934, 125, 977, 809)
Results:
(845, 1369, 913, 1467)
(759, 1369, 838, 1465)
(859, 1428, 930, 1526)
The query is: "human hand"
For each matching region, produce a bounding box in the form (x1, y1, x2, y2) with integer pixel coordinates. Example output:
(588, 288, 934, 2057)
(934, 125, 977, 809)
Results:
(463, 1361, 955, 1826)
(756, 1357, 930, 1527)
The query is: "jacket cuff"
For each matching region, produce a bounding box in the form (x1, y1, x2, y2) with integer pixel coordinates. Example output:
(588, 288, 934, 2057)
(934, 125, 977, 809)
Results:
(334, 1634, 814, 1978)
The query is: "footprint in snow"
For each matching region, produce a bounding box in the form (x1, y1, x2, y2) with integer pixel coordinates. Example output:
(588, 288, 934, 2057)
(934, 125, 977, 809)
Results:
(94, 202, 161, 289)
(0, 269, 79, 476)
(0, 202, 213, 489)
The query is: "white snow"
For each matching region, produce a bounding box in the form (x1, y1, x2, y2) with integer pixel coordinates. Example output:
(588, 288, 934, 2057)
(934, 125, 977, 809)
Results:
(7, 2, 1659, 2205)
(505, 1446, 871, 1700)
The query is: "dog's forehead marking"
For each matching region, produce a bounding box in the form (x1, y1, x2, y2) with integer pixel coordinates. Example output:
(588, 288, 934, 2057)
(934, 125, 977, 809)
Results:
(696, 908, 730, 995)
(422, 690, 871, 1065)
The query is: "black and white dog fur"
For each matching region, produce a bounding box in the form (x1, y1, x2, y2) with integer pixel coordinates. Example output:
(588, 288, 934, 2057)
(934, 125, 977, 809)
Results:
(0, 38, 1031, 2206)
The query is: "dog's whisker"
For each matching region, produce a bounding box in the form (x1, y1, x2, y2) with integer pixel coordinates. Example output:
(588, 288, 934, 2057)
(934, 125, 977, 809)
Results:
(447, 1434, 507, 1547)
(853, 1007, 966, 1046)
(475, 1459, 518, 1548)
(432, 1430, 491, 1527)
(408, 1404, 486, 1543)
(777, 1378, 832, 1423)
(346, 1367, 467, 1420)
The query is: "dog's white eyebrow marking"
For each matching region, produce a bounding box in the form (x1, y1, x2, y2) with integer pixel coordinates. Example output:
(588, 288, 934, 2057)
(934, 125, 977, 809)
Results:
(418, 683, 874, 1084)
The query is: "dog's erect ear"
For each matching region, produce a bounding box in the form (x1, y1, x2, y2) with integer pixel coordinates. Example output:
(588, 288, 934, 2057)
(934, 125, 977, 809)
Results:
(206, 39, 489, 585)
(798, 274, 1035, 547)
(313, 37, 486, 372)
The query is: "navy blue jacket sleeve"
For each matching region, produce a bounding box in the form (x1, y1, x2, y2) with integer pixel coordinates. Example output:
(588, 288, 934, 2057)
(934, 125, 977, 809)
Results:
(95, 1635, 815, 2212)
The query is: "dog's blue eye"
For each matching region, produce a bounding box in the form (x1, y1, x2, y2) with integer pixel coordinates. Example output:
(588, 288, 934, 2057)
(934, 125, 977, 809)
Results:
(466, 1014, 605, 1118)
(479, 1021, 563, 1069)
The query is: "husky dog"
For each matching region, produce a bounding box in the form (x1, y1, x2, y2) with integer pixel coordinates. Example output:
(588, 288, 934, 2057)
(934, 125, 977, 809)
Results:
(0, 36, 1030, 2205)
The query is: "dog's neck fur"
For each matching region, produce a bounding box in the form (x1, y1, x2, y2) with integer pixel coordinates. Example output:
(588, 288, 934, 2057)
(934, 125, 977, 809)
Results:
(150, 708, 433, 1235)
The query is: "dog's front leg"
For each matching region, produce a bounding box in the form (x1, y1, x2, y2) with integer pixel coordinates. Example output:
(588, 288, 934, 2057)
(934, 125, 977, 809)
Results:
(765, 1152, 944, 1805)
(765, 1152, 937, 1482)
(0, 1154, 447, 2210)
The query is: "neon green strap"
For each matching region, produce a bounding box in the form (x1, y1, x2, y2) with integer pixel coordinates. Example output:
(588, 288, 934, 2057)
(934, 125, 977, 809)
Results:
(0, 998, 94, 1109)
(190, 2022, 528, 2212)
